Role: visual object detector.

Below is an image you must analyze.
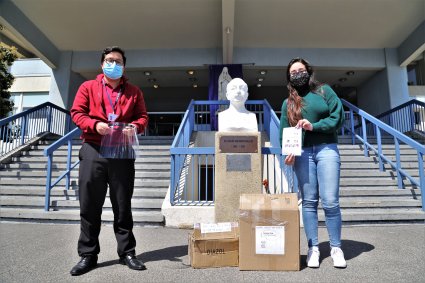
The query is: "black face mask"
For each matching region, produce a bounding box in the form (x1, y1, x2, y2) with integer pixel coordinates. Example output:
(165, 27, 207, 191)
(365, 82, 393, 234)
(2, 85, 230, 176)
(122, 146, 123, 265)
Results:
(290, 71, 310, 88)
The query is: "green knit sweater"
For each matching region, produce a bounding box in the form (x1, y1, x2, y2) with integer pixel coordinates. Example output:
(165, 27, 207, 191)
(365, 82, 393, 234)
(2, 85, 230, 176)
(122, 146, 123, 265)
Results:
(279, 84, 344, 147)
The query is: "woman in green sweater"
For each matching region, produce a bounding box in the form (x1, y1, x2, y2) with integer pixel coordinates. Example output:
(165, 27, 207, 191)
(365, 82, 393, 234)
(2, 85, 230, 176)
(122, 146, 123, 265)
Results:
(279, 58, 346, 268)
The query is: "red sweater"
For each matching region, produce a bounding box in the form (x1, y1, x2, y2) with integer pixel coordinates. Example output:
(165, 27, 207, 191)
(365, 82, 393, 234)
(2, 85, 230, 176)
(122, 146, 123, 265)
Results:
(71, 74, 148, 145)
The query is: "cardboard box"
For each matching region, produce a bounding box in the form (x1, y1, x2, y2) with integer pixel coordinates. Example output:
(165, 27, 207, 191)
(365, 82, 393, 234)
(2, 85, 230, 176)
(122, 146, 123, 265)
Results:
(239, 193, 300, 271)
(189, 222, 239, 268)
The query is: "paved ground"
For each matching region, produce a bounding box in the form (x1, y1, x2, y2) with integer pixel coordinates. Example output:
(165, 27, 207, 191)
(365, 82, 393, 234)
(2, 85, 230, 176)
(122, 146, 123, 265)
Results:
(0, 222, 424, 283)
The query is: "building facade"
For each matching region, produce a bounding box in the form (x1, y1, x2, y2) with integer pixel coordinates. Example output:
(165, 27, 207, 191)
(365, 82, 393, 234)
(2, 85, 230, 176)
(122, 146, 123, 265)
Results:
(1, 0, 424, 127)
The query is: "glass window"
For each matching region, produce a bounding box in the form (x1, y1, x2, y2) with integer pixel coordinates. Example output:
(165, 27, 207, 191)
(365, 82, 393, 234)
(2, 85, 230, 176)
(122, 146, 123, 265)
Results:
(407, 53, 425, 86)
(22, 92, 49, 107)
(10, 93, 22, 115)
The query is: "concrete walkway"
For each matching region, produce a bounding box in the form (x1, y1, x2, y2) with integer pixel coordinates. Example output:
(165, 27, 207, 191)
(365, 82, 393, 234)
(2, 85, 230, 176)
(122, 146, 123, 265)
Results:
(0, 222, 424, 282)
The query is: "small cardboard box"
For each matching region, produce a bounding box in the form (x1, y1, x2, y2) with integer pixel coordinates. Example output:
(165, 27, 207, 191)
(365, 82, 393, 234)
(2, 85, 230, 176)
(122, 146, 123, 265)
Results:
(239, 193, 300, 271)
(189, 222, 239, 268)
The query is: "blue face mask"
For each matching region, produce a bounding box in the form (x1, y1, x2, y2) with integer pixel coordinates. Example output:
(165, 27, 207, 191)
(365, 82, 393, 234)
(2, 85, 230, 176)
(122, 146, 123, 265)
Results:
(102, 62, 123, 80)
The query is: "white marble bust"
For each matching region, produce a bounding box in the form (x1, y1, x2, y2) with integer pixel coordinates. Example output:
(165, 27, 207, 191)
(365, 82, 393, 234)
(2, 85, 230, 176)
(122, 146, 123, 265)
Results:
(218, 78, 258, 132)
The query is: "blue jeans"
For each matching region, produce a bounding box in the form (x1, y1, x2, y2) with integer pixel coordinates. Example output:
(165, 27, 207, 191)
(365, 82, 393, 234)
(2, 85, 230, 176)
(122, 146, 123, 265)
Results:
(294, 143, 342, 248)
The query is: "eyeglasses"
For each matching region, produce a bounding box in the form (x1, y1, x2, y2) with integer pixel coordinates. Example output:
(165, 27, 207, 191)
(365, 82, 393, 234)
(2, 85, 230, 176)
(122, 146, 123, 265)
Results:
(290, 69, 307, 76)
(104, 58, 124, 66)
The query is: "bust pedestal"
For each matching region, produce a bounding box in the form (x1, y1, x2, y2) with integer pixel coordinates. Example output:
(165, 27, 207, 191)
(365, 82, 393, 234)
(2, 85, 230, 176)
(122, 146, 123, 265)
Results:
(214, 132, 262, 222)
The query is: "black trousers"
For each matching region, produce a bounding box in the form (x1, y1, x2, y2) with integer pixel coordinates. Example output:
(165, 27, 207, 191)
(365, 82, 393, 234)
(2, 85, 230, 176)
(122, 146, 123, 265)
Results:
(77, 142, 136, 257)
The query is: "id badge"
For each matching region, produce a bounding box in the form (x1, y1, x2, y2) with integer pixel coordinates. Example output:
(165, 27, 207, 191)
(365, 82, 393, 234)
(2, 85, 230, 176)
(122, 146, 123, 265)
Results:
(108, 113, 118, 122)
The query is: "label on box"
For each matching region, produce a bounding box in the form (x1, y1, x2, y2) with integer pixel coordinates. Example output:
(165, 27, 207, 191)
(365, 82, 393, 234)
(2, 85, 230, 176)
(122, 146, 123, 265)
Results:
(200, 222, 232, 234)
(255, 226, 285, 255)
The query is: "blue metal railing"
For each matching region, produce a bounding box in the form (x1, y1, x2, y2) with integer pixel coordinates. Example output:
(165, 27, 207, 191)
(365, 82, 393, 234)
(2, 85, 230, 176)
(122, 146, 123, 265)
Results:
(169, 99, 291, 206)
(43, 128, 81, 211)
(361, 99, 425, 136)
(0, 102, 72, 157)
(41, 110, 170, 211)
(341, 99, 425, 210)
(5, 99, 423, 210)
(42, 110, 172, 210)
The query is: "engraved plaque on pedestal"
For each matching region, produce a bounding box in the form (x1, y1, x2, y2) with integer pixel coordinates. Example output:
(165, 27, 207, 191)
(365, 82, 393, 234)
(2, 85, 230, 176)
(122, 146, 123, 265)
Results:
(219, 135, 258, 153)
(226, 154, 251, 172)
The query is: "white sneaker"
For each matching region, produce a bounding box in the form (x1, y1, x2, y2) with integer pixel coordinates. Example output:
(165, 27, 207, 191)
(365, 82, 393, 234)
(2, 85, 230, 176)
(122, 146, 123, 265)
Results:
(306, 246, 320, 268)
(331, 247, 347, 268)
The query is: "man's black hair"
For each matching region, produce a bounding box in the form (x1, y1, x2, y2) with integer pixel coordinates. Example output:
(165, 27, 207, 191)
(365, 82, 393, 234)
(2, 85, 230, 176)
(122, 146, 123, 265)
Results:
(101, 46, 126, 66)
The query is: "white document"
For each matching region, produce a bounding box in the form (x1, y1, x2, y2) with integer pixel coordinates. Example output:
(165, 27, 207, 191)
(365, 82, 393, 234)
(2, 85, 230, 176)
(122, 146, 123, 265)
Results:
(200, 222, 232, 234)
(281, 127, 302, 156)
(255, 226, 285, 255)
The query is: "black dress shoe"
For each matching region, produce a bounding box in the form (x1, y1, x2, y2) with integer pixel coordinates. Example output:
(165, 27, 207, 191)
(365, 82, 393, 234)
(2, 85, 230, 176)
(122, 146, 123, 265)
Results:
(70, 255, 98, 276)
(119, 253, 146, 270)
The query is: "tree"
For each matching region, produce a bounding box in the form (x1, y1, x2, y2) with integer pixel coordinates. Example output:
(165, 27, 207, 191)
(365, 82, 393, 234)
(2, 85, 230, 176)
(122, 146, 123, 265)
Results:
(0, 43, 18, 119)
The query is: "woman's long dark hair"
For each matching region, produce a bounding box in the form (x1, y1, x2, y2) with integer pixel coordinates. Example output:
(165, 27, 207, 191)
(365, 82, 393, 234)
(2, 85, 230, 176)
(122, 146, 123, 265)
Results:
(286, 57, 323, 126)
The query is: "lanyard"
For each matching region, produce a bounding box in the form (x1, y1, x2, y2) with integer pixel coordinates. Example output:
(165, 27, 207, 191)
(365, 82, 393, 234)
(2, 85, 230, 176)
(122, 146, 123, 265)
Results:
(103, 80, 122, 114)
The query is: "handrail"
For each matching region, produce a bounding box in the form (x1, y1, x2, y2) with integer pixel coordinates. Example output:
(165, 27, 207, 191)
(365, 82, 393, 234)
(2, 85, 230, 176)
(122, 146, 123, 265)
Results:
(1, 102, 72, 157)
(376, 99, 425, 119)
(0, 102, 70, 124)
(360, 99, 425, 136)
(43, 127, 82, 211)
(10, 99, 424, 211)
(170, 99, 282, 151)
(169, 99, 290, 206)
(341, 99, 425, 210)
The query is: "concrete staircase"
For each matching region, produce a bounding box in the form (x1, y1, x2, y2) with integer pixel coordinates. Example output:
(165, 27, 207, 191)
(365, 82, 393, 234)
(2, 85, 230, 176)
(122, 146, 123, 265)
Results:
(324, 135, 424, 223)
(1, 134, 424, 225)
(0, 135, 173, 226)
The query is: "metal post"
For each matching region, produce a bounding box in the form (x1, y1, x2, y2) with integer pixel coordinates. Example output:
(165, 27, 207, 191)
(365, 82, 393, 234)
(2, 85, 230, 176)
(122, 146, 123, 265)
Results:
(418, 152, 424, 211)
(66, 139, 72, 190)
(394, 137, 403, 189)
(350, 110, 355, 145)
(45, 155, 53, 211)
(47, 106, 53, 133)
(170, 155, 175, 205)
(376, 126, 383, 171)
(361, 117, 368, 157)
(20, 116, 27, 146)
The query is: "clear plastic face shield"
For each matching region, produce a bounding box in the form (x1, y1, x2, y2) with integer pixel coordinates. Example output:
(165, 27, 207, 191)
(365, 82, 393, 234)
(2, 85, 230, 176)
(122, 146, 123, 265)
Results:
(99, 122, 140, 159)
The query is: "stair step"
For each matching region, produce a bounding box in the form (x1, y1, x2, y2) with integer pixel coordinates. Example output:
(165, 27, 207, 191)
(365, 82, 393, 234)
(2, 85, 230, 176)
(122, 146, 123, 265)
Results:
(0, 208, 164, 224)
(339, 149, 420, 156)
(0, 170, 170, 178)
(0, 163, 170, 170)
(0, 196, 163, 209)
(337, 197, 422, 208)
(33, 144, 171, 150)
(340, 178, 399, 186)
(338, 144, 416, 149)
(340, 170, 420, 178)
(0, 179, 170, 187)
(340, 165, 419, 171)
(340, 171, 393, 177)
(11, 156, 171, 163)
(340, 156, 420, 162)
(339, 188, 421, 196)
(0, 187, 168, 198)
(23, 150, 171, 157)
(319, 208, 425, 222)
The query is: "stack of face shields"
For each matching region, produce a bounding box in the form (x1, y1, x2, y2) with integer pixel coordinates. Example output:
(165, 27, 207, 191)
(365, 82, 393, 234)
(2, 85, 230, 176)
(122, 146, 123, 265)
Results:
(99, 122, 140, 159)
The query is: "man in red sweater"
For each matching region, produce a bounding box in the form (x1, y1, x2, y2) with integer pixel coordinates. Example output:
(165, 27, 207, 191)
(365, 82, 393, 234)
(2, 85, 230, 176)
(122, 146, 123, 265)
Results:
(70, 46, 148, 276)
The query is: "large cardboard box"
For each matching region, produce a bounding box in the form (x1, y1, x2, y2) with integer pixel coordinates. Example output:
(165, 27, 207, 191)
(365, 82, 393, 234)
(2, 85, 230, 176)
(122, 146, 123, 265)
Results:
(189, 222, 239, 268)
(239, 193, 300, 271)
